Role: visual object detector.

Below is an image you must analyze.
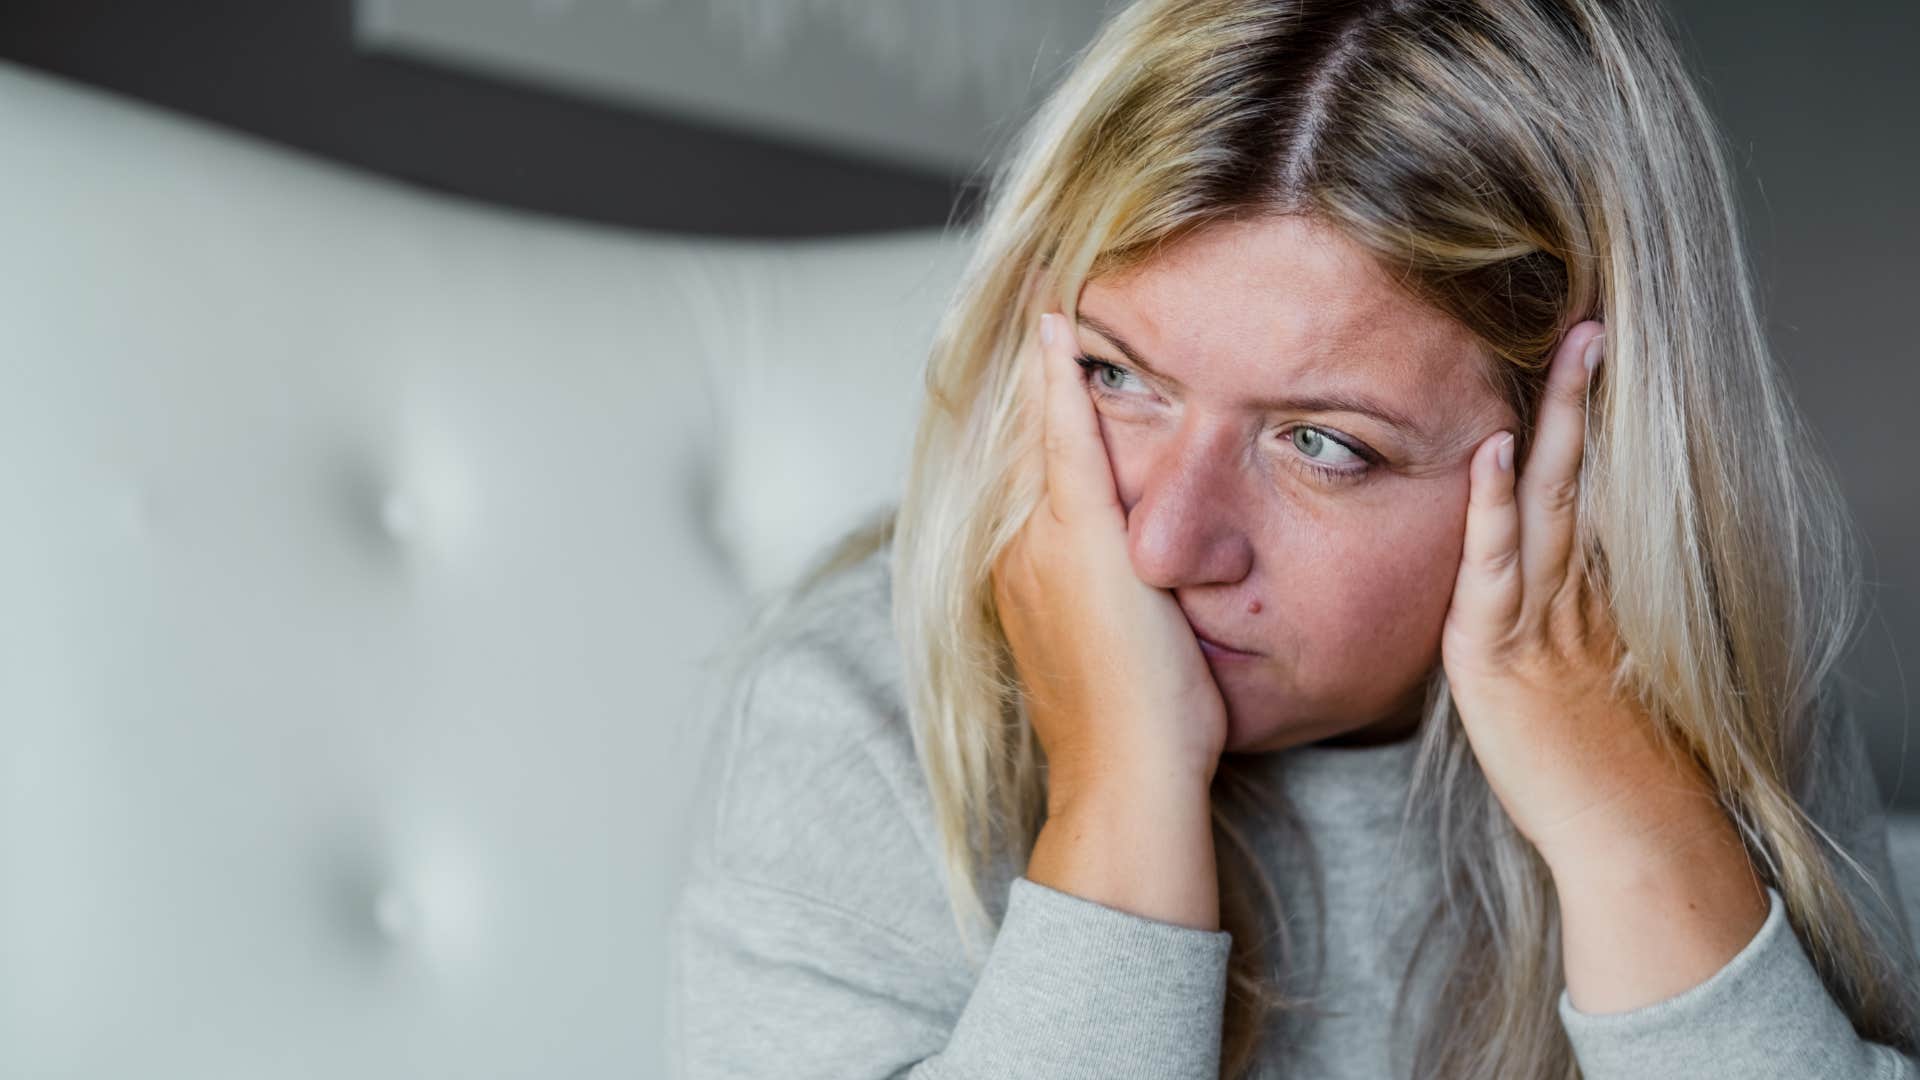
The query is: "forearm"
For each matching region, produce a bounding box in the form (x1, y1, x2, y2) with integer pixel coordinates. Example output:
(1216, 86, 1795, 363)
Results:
(1545, 773, 1769, 1015)
(1030, 763, 1220, 933)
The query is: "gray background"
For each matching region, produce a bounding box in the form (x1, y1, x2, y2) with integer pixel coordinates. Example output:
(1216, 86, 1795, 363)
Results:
(350, 0, 1116, 176)
(2, 0, 1913, 806)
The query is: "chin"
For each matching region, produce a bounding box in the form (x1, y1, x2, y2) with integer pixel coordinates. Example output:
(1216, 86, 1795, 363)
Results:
(1219, 676, 1430, 754)
(1219, 694, 1326, 755)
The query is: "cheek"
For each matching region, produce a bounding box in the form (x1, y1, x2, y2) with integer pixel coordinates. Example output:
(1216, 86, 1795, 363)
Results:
(1259, 482, 1469, 669)
(1092, 412, 1150, 498)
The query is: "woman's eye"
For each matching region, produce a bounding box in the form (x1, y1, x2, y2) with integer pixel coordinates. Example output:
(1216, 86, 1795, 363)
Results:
(1287, 425, 1365, 467)
(1077, 356, 1141, 394)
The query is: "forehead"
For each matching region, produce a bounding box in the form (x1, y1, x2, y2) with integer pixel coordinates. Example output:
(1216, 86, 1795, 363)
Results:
(1079, 214, 1488, 396)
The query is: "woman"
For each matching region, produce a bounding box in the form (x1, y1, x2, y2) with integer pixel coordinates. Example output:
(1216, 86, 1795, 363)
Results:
(669, 0, 1920, 1076)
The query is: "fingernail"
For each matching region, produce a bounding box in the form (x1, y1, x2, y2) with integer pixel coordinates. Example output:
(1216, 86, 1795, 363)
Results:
(1584, 336, 1605, 375)
(1496, 433, 1514, 471)
(1040, 313, 1056, 348)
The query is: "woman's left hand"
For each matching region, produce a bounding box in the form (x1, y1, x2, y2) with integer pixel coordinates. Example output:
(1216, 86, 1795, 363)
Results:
(1440, 319, 1718, 872)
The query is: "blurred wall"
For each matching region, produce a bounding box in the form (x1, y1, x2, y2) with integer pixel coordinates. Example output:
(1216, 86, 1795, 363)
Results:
(0, 0, 984, 237)
(350, 0, 1111, 177)
(1, 0, 1914, 805)
(1674, 1, 1920, 808)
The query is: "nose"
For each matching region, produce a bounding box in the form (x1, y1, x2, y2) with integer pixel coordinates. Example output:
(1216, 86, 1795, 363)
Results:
(1124, 419, 1255, 591)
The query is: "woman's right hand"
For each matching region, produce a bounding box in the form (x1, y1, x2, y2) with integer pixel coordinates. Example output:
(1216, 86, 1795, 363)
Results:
(990, 307, 1230, 809)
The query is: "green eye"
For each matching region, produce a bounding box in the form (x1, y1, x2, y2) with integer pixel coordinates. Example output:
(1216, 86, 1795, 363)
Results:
(1286, 425, 1365, 468)
(1077, 356, 1142, 395)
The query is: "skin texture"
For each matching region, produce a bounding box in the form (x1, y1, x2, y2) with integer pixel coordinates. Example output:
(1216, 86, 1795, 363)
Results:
(996, 211, 1768, 1006)
(1071, 214, 1513, 755)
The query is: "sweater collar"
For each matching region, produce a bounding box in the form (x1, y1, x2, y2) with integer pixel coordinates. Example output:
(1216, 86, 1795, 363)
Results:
(1217, 725, 1427, 830)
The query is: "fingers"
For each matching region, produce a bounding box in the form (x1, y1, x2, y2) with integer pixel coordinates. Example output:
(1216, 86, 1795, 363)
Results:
(1036, 311, 1123, 523)
(1517, 320, 1605, 600)
(1451, 428, 1523, 639)
(1453, 319, 1606, 649)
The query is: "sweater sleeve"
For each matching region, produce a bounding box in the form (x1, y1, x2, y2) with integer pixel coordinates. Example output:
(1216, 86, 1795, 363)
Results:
(1556, 885, 1916, 1078)
(1555, 683, 1920, 1079)
(669, 868, 1233, 1080)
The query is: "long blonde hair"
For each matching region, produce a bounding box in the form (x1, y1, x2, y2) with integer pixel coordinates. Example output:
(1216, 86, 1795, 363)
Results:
(787, 0, 1919, 1075)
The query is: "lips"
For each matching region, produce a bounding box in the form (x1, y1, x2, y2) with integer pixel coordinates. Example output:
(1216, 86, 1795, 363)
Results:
(1196, 633, 1258, 657)
(1182, 611, 1260, 656)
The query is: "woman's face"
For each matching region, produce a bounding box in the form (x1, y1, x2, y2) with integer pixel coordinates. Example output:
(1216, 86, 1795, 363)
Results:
(1072, 214, 1519, 754)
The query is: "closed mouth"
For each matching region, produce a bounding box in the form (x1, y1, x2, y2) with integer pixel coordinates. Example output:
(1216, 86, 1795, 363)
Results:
(1195, 632, 1259, 657)
(1180, 604, 1261, 657)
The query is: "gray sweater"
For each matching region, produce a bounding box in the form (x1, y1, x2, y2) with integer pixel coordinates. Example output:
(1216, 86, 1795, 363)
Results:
(667, 545, 1919, 1078)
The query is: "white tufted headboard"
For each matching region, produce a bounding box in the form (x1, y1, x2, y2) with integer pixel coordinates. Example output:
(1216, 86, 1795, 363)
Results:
(0, 59, 1913, 1079)
(0, 60, 968, 1077)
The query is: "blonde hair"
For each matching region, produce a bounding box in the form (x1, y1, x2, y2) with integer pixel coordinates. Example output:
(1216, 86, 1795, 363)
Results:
(782, 0, 1920, 1075)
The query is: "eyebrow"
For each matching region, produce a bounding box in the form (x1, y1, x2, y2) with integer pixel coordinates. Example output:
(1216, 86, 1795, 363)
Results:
(1075, 312, 1430, 440)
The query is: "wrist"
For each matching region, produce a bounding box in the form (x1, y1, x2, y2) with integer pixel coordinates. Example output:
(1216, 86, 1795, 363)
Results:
(1032, 767, 1221, 933)
(1546, 793, 1770, 1014)
(1531, 763, 1726, 879)
(1539, 778, 1766, 930)
(1045, 754, 1215, 819)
